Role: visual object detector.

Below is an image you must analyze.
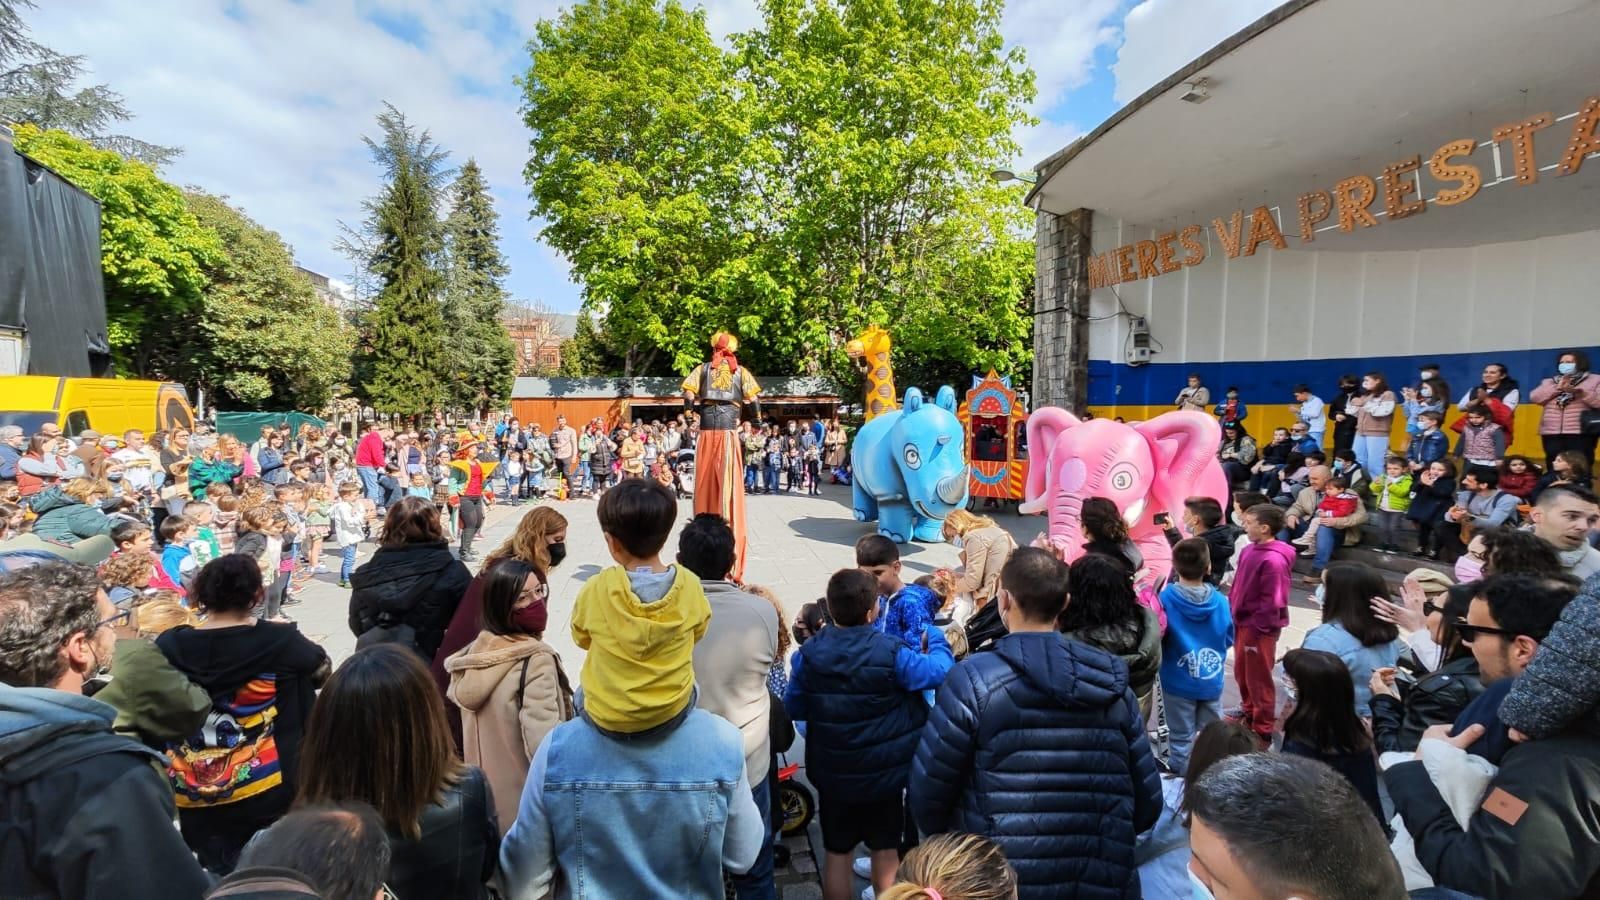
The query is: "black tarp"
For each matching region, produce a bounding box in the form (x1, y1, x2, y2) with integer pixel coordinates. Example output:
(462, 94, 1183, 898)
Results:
(0, 126, 111, 376)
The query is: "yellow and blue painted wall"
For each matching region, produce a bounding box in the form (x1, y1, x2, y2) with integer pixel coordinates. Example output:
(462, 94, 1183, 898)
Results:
(1080, 215, 1600, 461)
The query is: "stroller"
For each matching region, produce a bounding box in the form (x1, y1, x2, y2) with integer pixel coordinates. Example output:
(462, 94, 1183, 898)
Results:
(672, 449, 695, 498)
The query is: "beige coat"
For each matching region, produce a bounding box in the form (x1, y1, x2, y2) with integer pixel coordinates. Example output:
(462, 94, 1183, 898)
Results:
(951, 526, 1016, 604)
(445, 632, 573, 833)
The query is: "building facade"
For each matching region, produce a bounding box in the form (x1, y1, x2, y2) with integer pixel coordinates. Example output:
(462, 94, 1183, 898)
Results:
(1026, 0, 1600, 459)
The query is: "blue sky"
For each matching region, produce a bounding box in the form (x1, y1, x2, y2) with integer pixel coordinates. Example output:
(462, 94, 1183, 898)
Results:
(23, 0, 1279, 314)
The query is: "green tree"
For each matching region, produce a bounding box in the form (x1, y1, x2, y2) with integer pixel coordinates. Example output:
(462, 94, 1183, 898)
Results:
(183, 192, 355, 410)
(0, 0, 179, 166)
(338, 104, 451, 419)
(518, 0, 754, 377)
(518, 0, 1036, 384)
(441, 159, 517, 417)
(557, 311, 624, 376)
(11, 124, 218, 374)
(737, 0, 1036, 385)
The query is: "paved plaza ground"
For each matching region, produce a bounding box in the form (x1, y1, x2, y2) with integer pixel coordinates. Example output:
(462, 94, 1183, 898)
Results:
(286, 481, 1329, 897)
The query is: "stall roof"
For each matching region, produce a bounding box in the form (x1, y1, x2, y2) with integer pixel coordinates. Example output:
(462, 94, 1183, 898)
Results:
(512, 376, 839, 399)
(1027, 0, 1600, 250)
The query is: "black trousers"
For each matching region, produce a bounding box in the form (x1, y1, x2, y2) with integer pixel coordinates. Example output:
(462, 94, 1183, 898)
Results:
(458, 495, 484, 556)
(1542, 432, 1599, 467)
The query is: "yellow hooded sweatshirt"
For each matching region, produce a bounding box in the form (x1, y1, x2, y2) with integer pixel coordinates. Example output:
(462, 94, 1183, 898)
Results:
(571, 565, 711, 733)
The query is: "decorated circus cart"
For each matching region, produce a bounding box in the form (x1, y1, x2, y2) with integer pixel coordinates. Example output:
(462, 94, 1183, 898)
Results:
(956, 370, 1029, 512)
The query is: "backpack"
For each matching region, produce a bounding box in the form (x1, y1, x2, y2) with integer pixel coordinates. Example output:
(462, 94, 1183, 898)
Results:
(354, 576, 434, 653)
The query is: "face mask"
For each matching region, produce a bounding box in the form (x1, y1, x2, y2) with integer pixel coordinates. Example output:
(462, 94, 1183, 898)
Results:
(1419, 371, 1430, 381)
(1333, 461, 1344, 472)
(1420, 387, 1433, 398)
(512, 598, 548, 635)
(1188, 869, 1215, 900)
(1455, 556, 1484, 583)
(1559, 362, 1578, 375)
(334, 437, 346, 445)
(952, 535, 965, 550)
(107, 472, 124, 482)
(1230, 510, 1244, 527)
(547, 541, 567, 568)
(1227, 393, 1238, 400)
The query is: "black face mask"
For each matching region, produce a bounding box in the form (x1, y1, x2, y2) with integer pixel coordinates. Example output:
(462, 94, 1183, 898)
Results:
(547, 541, 567, 568)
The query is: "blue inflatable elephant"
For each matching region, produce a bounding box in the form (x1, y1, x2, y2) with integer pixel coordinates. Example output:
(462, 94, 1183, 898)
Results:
(851, 386, 969, 543)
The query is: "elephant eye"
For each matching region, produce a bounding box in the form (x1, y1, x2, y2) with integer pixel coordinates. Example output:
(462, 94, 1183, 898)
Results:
(1109, 465, 1137, 492)
(903, 444, 922, 469)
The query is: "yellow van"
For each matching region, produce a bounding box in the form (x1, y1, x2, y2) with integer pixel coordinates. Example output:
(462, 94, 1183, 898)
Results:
(0, 376, 194, 438)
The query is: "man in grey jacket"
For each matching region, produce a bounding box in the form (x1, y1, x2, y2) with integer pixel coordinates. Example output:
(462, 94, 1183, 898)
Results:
(681, 513, 780, 900)
(0, 561, 210, 900)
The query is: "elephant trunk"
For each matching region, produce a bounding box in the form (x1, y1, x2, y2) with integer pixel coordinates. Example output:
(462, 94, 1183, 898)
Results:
(936, 471, 967, 506)
(1046, 493, 1085, 561)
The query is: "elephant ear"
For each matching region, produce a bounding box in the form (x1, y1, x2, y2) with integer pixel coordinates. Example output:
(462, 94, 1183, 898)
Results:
(935, 385, 957, 413)
(1022, 407, 1080, 511)
(1135, 411, 1230, 534)
(904, 387, 925, 413)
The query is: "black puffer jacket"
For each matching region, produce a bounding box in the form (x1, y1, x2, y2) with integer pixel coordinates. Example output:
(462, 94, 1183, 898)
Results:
(1371, 654, 1484, 753)
(910, 632, 1162, 900)
(348, 541, 472, 661)
(385, 766, 499, 900)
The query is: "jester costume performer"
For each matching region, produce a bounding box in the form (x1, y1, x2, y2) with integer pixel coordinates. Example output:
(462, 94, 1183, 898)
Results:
(682, 332, 761, 580)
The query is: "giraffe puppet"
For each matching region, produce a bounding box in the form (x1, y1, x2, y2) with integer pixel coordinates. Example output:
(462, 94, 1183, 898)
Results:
(845, 324, 898, 422)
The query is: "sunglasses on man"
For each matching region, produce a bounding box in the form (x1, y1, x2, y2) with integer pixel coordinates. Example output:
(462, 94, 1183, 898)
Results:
(1454, 618, 1518, 644)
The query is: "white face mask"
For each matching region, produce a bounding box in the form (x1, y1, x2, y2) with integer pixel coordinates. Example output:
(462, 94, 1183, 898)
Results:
(1420, 387, 1433, 398)
(952, 535, 965, 549)
(1559, 362, 1578, 376)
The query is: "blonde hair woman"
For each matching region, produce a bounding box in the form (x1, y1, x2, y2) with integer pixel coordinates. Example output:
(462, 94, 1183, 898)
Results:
(880, 832, 1018, 900)
(939, 509, 1017, 623)
(429, 505, 570, 744)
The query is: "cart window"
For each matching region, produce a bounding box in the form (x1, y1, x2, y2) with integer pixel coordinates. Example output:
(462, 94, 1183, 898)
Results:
(970, 416, 1008, 462)
(1014, 421, 1028, 461)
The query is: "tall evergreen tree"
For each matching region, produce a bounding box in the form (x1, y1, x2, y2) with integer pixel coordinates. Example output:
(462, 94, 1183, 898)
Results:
(346, 104, 451, 418)
(442, 159, 517, 418)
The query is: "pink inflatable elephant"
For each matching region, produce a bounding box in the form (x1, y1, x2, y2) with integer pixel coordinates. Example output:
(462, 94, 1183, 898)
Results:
(1019, 408, 1229, 587)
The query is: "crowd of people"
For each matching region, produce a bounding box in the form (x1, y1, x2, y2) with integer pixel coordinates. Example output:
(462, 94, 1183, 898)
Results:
(1186, 352, 1600, 576)
(3, 364, 1600, 900)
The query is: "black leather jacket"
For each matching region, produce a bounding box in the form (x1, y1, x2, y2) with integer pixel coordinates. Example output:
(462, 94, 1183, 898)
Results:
(386, 766, 499, 900)
(1371, 654, 1485, 753)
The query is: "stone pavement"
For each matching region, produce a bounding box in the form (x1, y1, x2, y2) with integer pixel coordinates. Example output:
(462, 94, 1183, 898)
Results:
(287, 483, 1327, 898)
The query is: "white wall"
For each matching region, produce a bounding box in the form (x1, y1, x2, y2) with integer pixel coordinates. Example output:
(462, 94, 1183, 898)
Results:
(1087, 217, 1600, 364)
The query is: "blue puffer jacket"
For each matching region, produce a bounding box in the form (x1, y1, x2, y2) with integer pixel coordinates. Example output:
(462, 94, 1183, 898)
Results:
(910, 632, 1163, 900)
(786, 624, 930, 799)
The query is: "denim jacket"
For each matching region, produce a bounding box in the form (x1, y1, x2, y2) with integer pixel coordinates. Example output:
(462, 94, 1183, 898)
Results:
(498, 691, 762, 899)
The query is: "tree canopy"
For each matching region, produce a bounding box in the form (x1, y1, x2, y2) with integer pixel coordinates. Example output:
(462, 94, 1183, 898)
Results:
(519, 0, 1036, 387)
(340, 104, 452, 418)
(0, 0, 179, 166)
(183, 191, 355, 410)
(442, 159, 517, 417)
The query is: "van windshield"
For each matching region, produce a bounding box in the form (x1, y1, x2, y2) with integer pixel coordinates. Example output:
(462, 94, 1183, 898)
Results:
(0, 412, 57, 434)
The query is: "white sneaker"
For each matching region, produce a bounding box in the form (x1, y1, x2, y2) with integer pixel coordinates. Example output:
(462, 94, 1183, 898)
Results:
(852, 857, 872, 879)
(861, 889, 875, 900)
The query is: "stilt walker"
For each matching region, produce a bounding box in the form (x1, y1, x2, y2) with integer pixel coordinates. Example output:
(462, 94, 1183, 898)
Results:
(682, 331, 761, 580)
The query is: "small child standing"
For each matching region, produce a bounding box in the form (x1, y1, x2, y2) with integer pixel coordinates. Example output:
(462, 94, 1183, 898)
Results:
(302, 484, 331, 575)
(1291, 475, 1361, 552)
(1455, 404, 1507, 468)
(330, 481, 366, 588)
(570, 478, 712, 734)
(1368, 457, 1414, 553)
(158, 515, 198, 595)
(212, 492, 240, 556)
(856, 534, 941, 651)
(407, 471, 433, 500)
(525, 450, 546, 499)
(1228, 504, 1294, 747)
(1407, 410, 1450, 473)
(185, 501, 221, 567)
(784, 568, 953, 898)
(261, 511, 290, 621)
(1157, 538, 1233, 775)
(502, 450, 525, 501)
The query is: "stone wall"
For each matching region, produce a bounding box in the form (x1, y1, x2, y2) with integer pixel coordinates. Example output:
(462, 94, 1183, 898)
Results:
(1032, 207, 1091, 411)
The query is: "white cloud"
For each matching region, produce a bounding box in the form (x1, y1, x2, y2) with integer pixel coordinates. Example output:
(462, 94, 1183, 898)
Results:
(22, 0, 582, 309)
(1111, 0, 1282, 105)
